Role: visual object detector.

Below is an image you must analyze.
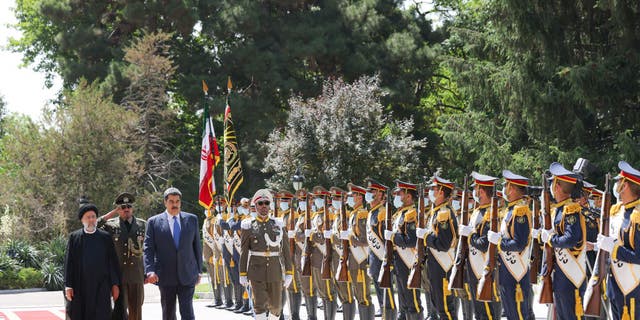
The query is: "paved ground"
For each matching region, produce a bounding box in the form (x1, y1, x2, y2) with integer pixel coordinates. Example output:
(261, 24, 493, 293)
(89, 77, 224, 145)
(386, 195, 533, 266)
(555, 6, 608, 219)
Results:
(0, 277, 555, 319)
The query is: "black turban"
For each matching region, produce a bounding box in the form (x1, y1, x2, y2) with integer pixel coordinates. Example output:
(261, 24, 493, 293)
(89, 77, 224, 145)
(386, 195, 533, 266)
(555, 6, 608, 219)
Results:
(78, 204, 99, 220)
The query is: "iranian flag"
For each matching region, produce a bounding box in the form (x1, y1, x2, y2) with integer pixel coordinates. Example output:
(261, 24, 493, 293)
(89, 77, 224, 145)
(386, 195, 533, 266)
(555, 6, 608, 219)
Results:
(198, 80, 220, 209)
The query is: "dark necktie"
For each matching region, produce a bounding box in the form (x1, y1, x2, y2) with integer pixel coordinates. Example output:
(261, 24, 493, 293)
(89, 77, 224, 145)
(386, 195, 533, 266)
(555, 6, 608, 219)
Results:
(173, 216, 181, 248)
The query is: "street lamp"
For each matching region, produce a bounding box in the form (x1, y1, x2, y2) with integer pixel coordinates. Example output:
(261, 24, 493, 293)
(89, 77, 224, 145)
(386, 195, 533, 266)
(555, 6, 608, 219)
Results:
(292, 167, 305, 191)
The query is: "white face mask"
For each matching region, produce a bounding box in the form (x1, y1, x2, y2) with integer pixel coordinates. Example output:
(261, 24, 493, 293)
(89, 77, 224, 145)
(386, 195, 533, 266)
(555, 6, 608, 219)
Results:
(314, 198, 325, 209)
(238, 207, 248, 215)
(279, 202, 289, 211)
(332, 200, 342, 210)
(428, 189, 436, 203)
(588, 199, 595, 209)
(451, 200, 461, 211)
(393, 195, 403, 208)
(613, 181, 622, 203)
(299, 201, 307, 211)
(472, 189, 480, 203)
(423, 197, 430, 207)
(346, 196, 355, 208)
(501, 185, 509, 202)
(365, 192, 374, 203)
(269, 202, 275, 211)
(250, 211, 257, 218)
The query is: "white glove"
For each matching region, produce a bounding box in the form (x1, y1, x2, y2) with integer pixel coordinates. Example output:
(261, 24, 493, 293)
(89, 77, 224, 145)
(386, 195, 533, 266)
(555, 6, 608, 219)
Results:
(384, 230, 394, 241)
(541, 229, 555, 243)
(597, 234, 616, 253)
(459, 224, 473, 237)
(283, 275, 293, 288)
(415, 227, 428, 239)
(323, 230, 333, 239)
(304, 229, 312, 237)
(487, 231, 501, 245)
(240, 275, 248, 287)
(339, 230, 350, 240)
(287, 230, 295, 238)
(531, 228, 540, 239)
(592, 242, 599, 252)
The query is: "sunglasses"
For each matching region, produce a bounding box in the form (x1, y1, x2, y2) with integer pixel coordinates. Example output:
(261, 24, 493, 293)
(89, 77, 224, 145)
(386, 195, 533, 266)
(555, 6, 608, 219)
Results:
(256, 201, 270, 206)
(119, 204, 132, 209)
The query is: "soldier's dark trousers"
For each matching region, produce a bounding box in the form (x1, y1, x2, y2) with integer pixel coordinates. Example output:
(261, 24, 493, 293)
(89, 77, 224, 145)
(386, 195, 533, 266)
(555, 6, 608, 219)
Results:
(425, 261, 457, 320)
(607, 274, 640, 320)
(287, 289, 301, 320)
(467, 273, 500, 320)
(552, 268, 585, 320)
(251, 280, 284, 316)
(117, 283, 144, 320)
(393, 257, 422, 317)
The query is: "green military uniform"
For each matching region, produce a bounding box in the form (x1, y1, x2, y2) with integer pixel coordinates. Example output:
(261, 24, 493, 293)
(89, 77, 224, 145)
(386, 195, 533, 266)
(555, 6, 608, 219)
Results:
(328, 187, 355, 320)
(240, 189, 293, 320)
(202, 215, 223, 307)
(310, 186, 338, 320)
(295, 188, 318, 320)
(97, 193, 145, 320)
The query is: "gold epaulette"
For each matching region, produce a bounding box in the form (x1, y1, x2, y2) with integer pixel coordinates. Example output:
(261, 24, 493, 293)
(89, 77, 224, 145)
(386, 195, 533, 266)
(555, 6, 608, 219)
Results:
(403, 209, 417, 223)
(512, 205, 531, 217)
(356, 208, 368, 220)
(376, 207, 387, 222)
(610, 203, 623, 216)
(563, 202, 582, 215)
(436, 207, 451, 222)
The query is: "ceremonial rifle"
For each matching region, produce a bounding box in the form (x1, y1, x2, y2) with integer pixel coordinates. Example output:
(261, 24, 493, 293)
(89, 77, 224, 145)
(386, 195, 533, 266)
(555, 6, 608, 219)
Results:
(378, 190, 393, 288)
(529, 186, 543, 284)
(336, 194, 349, 282)
(321, 194, 333, 279)
(539, 172, 554, 304)
(301, 194, 313, 277)
(584, 174, 612, 316)
(477, 190, 499, 301)
(289, 199, 297, 269)
(407, 184, 424, 289)
(450, 176, 470, 290)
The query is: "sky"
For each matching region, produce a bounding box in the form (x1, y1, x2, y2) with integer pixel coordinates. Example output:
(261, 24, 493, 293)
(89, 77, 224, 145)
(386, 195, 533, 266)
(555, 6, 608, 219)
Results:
(0, 0, 61, 121)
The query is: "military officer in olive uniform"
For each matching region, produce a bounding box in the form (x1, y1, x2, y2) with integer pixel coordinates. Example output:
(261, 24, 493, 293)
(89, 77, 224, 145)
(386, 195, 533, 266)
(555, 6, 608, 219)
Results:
(327, 187, 355, 320)
(277, 190, 302, 320)
(295, 189, 319, 320)
(344, 183, 375, 320)
(97, 192, 146, 320)
(239, 189, 294, 320)
(202, 210, 223, 308)
(310, 186, 338, 320)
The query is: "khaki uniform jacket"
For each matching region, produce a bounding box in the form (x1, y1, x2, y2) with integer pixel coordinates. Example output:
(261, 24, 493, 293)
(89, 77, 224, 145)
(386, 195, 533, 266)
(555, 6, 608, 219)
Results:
(239, 216, 293, 282)
(98, 216, 146, 284)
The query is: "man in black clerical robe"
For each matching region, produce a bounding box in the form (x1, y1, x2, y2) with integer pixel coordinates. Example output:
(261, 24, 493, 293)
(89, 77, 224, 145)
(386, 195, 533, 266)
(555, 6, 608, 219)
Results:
(64, 204, 121, 320)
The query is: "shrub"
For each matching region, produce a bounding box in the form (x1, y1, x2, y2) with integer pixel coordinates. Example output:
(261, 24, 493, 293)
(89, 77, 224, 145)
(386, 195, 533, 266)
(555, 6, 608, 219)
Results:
(0, 269, 20, 289)
(40, 260, 64, 291)
(18, 267, 43, 288)
(37, 235, 67, 266)
(0, 253, 19, 273)
(4, 239, 40, 269)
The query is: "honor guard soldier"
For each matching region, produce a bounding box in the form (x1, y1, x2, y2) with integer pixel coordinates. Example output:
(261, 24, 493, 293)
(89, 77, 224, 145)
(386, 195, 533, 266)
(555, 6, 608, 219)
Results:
(416, 175, 459, 320)
(579, 181, 600, 280)
(309, 186, 338, 320)
(384, 181, 422, 320)
(294, 189, 318, 320)
(596, 161, 640, 320)
(327, 187, 355, 320)
(239, 189, 294, 320)
(461, 172, 502, 320)
(488, 170, 534, 320)
(202, 209, 224, 308)
(365, 178, 397, 320)
(345, 183, 375, 320)
(97, 192, 146, 320)
(219, 199, 250, 313)
(540, 163, 587, 320)
(213, 196, 235, 309)
(277, 191, 302, 320)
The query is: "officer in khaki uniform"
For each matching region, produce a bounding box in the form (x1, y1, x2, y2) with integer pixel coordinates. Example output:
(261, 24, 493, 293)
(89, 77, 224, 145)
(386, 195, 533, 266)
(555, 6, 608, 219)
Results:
(294, 189, 318, 320)
(239, 189, 294, 320)
(344, 183, 375, 320)
(202, 212, 223, 307)
(213, 195, 234, 309)
(97, 192, 146, 320)
(327, 187, 355, 320)
(310, 186, 338, 320)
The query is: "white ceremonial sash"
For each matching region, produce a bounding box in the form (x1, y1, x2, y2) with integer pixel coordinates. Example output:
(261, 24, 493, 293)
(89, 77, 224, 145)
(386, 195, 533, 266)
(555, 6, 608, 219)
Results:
(350, 244, 368, 264)
(233, 232, 242, 254)
(213, 229, 223, 252)
(468, 209, 486, 279)
(554, 248, 586, 288)
(396, 247, 417, 268)
(609, 211, 640, 295)
(203, 227, 216, 251)
(223, 231, 234, 254)
(296, 240, 304, 251)
(366, 218, 386, 261)
(429, 247, 456, 272)
(316, 237, 327, 256)
(499, 216, 531, 281)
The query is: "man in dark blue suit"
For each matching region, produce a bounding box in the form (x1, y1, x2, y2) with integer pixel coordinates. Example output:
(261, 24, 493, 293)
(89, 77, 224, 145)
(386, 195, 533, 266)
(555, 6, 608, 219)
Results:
(144, 187, 203, 320)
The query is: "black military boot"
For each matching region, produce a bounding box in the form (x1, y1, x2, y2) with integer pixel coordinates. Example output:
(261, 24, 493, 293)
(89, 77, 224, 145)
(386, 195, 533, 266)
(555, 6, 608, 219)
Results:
(342, 302, 355, 320)
(289, 291, 302, 320)
(305, 296, 318, 320)
(235, 298, 251, 313)
(323, 299, 337, 320)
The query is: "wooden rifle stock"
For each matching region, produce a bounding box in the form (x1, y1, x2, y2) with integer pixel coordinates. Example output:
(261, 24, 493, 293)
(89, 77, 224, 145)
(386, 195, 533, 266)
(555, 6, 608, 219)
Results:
(336, 194, 349, 282)
(539, 172, 554, 304)
(584, 174, 612, 316)
(378, 190, 393, 288)
(477, 195, 499, 302)
(407, 185, 424, 289)
(301, 196, 313, 277)
(530, 196, 542, 284)
(450, 176, 470, 290)
(321, 195, 333, 279)
(289, 205, 296, 267)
